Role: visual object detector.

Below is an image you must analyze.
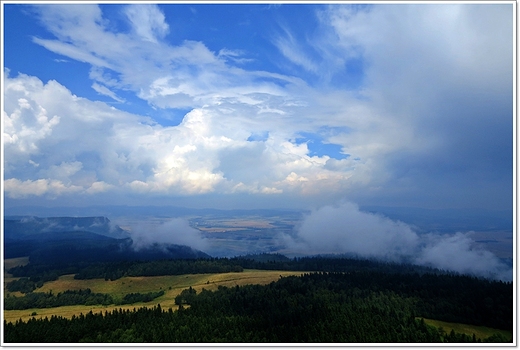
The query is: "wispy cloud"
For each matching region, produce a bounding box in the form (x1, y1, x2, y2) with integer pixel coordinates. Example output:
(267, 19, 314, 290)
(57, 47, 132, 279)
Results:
(123, 4, 170, 43)
(273, 26, 319, 73)
(33, 38, 112, 68)
(218, 48, 254, 65)
(92, 82, 125, 102)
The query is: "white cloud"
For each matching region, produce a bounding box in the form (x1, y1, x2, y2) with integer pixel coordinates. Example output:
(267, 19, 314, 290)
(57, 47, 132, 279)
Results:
(86, 181, 114, 194)
(91, 83, 125, 102)
(416, 232, 511, 281)
(2, 77, 61, 159)
(29, 4, 302, 112)
(281, 202, 512, 280)
(218, 48, 254, 65)
(124, 4, 170, 43)
(283, 202, 419, 259)
(4, 178, 83, 198)
(308, 4, 513, 208)
(33, 38, 112, 68)
(127, 218, 208, 251)
(323, 4, 512, 95)
(3, 73, 362, 202)
(38, 161, 83, 181)
(4, 4, 513, 211)
(273, 26, 319, 73)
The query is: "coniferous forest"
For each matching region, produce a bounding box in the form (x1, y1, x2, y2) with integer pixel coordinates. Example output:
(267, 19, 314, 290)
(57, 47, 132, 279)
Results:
(4, 256, 513, 343)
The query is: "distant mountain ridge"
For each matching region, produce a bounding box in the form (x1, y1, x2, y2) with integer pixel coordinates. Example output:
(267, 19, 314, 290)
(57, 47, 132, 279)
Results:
(4, 216, 210, 263)
(4, 216, 129, 241)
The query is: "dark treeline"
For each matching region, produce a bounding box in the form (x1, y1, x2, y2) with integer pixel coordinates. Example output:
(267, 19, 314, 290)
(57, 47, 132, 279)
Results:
(75, 259, 244, 280)
(8, 254, 486, 284)
(8, 259, 244, 281)
(4, 289, 165, 310)
(5, 289, 113, 310)
(232, 255, 437, 274)
(6, 273, 64, 294)
(4, 273, 511, 343)
(6, 277, 45, 294)
(119, 291, 165, 305)
(7, 262, 88, 293)
(5, 254, 458, 287)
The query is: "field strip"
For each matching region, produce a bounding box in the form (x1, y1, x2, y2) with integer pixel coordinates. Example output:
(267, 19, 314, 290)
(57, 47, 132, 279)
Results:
(4, 270, 306, 323)
(420, 317, 512, 340)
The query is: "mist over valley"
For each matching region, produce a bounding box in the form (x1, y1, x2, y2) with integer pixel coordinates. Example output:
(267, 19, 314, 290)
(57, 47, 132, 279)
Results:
(4, 203, 512, 281)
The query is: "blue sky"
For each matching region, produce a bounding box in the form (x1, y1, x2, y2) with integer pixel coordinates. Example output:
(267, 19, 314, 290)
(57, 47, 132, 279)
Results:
(2, 2, 514, 212)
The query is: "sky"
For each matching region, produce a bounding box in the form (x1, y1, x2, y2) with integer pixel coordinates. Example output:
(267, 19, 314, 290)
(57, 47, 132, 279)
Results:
(2, 2, 514, 212)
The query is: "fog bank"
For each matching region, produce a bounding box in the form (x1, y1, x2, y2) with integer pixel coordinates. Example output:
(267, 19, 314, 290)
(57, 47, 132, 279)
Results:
(126, 218, 209, 252)
(281, 202, 512, 281)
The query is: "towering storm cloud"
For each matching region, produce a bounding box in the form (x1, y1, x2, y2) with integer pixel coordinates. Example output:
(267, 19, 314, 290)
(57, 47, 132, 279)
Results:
(282, 202, 512, 281)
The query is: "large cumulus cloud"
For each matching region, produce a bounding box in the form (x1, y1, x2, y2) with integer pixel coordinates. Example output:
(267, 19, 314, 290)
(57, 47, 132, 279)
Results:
(3, 3, 513, 212)
(3, 72, 361, 204)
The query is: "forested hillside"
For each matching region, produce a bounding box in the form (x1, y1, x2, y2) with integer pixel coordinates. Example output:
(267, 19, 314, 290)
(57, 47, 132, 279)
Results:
(4, 254, 513, 343)
(4, 272, 512, 343)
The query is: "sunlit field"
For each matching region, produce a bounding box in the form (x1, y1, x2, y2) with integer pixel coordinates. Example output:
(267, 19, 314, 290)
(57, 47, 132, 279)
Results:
(4, 269, 305, 323)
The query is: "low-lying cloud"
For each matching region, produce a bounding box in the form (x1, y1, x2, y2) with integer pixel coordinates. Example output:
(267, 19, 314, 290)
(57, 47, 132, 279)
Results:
(126, 218, 209, 252)
(415, 232, 510, 281)
(281, 202, 512, 281)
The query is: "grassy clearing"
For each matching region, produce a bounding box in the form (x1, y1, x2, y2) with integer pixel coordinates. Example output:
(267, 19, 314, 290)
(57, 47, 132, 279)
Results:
(4, 257, 30, 278)
(421, 317, 512, 341)
(4, 269, 305, 323)
(4, 257, 31, 297)
(4, 257, 30, 271)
